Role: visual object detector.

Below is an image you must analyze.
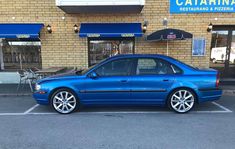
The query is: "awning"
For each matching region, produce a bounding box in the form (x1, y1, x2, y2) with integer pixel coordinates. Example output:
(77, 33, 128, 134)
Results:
(79, 23, 143, 38)
(57, 5, 144, 14)
(147, 28, 193, 41)
(0, 24, 44, 39)
(56, 0, 145, 14)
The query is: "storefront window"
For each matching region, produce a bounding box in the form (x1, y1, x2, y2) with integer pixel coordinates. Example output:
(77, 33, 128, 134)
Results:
(210, 30, 228, 64)
(88, 38, 134, 66)
(0, 39, 42, 71)
(210, 27, 235, 78)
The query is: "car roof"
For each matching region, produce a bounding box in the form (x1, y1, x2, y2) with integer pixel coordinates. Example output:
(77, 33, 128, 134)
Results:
(110, 54, 166, 58)
(108, 54, 175, 61)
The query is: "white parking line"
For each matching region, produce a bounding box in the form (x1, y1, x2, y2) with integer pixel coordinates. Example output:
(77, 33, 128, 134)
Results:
(0, 101, 233, 116)
(211, 102, 233, 113)
(194, 111, 232, 113)
(23, 104, 39, 114)
(0, 110, 233, 116)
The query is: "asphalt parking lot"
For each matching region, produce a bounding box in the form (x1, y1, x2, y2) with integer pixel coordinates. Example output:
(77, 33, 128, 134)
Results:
(0, 95, 233, 115)
(0, 95, 235, 149)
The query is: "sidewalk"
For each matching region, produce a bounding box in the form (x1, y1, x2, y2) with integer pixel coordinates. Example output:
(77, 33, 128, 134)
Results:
(0, 84, 32, 96)
(0, 84, 235, 96)
(220, 85, 235, 95)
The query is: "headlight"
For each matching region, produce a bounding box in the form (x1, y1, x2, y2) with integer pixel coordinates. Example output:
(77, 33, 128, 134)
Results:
(35, 84, 41, 91)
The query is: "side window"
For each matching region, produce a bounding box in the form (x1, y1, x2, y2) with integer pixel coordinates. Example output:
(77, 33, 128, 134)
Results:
(136, 58, 176, 75)
(156, 59, 174, 74)
(95, 59, 133, 76)
(136, 58, 158, 75)
(171, 64, 183, 74)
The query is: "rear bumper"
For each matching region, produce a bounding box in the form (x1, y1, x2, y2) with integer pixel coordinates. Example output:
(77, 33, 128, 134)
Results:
(197, 88, 223, 103)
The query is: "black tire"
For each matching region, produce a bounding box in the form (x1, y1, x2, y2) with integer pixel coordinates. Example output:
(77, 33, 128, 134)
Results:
(50, 88, 79, 114)
(167, 88, 196, 114)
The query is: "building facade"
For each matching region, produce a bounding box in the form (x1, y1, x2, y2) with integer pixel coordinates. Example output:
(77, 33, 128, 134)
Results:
(0, 0, 235, 83)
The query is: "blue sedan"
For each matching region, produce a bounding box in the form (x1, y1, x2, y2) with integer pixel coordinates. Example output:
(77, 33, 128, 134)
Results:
(33, 54, 222, 114)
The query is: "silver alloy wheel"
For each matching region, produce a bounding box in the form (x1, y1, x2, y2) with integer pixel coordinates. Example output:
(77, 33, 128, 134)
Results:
(52, 91, 77, 114)
(170, 90, 195, 113)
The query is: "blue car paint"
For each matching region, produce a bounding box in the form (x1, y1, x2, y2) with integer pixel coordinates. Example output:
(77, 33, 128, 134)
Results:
(33, 54, 222, 106)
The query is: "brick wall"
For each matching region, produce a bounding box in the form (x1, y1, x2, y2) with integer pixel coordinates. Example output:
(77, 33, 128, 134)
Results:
(0, 0, 234, 69)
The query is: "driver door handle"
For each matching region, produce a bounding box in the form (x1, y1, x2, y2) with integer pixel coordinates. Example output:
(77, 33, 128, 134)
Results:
(120, 80, 128, 83)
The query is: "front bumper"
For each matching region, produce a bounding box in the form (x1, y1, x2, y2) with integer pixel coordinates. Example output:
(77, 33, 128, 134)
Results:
(33, 90, 50, 105)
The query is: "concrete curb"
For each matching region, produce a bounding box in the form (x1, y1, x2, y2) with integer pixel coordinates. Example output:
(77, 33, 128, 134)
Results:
(223, 90, 235, 95)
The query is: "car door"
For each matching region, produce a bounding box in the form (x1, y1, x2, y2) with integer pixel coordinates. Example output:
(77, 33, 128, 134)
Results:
(81, 58, 134, 104)
(130, 57, 176, 103)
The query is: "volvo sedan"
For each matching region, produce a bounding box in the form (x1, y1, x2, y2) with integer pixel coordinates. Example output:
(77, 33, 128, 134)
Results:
(33, 54, 222, 114)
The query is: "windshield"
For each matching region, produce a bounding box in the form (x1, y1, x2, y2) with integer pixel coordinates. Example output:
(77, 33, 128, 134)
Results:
(76, 58, 107, 75)
(81, 64, 97, 75)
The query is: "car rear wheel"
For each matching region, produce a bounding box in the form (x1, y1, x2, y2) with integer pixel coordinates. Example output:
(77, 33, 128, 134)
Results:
(168, 89, 195, 113)
(51, 89, 78, 114)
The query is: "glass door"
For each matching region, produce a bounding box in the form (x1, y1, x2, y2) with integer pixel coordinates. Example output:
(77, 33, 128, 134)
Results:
(229, 31, 235, 77)
(210, 30, 229, 77)
(210, 26, 235, 78)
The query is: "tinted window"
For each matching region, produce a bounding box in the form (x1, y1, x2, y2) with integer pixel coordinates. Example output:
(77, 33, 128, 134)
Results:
(157, 59, 174, 74)
(136, 58, 174, 75)
(137, 58, 157, 75)
(95, 58, 133, 76)
(171, 64, 183, 74)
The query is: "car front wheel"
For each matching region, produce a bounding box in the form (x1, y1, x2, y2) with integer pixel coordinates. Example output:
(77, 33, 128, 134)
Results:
(51, 89, 78, 114)
(168, 89, 195, 113)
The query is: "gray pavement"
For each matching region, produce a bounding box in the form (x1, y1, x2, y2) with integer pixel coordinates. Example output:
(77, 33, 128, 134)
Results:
(0, 95, 235, 149)
(0, 84, 32, 95)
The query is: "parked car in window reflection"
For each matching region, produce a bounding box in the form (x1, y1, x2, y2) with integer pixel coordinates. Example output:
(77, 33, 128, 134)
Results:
(33, 54, 222, 114)
(211, 47, 235, 63)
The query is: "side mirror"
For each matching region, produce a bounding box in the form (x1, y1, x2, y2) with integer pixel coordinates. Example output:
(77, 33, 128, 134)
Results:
(89, 72, 98, 79)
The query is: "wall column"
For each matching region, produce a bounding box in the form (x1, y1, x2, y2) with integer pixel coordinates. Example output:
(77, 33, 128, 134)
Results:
(0, 39, 4, 70)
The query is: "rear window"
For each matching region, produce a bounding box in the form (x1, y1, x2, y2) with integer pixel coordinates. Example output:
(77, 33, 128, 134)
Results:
(171, 64, 183, 74)
(168, 57, 198, 70)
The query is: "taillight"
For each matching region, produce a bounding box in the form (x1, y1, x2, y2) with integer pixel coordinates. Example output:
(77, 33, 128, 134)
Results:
(216, 73, 220, 88)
